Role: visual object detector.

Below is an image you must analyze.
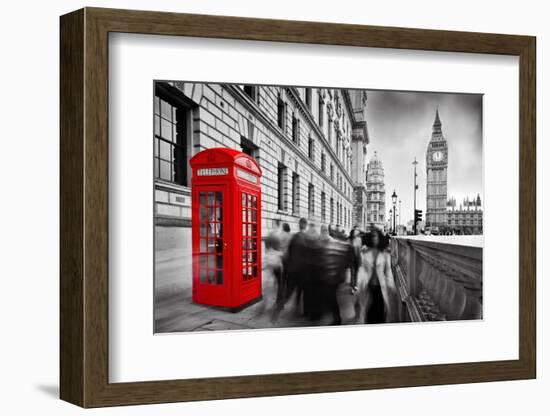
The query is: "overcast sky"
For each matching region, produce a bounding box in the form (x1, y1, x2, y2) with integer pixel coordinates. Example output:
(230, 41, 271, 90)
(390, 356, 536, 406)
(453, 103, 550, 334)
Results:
(364, 89, 483, 225)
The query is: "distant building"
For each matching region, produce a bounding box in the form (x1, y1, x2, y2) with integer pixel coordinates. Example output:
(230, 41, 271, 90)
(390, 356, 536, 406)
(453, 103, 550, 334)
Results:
(365, 151, 386, 230)
(445, 195, 483, 234)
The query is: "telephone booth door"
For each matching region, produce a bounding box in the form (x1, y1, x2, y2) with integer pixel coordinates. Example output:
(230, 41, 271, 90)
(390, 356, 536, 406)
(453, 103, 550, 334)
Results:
(192, 185, 229, 306)
(239, 189, 262, 304)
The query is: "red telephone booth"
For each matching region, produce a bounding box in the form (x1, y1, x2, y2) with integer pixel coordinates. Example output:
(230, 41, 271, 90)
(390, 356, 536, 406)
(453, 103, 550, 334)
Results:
(189, 148, 262, 310)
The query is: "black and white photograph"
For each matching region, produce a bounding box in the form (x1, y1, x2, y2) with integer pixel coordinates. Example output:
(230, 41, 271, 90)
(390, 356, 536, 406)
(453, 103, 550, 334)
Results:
(153, 81, 483, 333)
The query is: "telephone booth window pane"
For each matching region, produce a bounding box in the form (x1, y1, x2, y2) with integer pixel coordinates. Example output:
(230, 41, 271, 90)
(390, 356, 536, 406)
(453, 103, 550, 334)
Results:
(216, 192, 222, 205)
(251, 195, 257, 208)
(200, 238, 206, 251)
(199, 206, 207, 221)
(251, 209, 257, 222)
(251, 224, 257, 236)
(208, 270, 215, 284)
(207, 192, 215, 205)
(199, 193, 206, 205)
(200, 267, 206, 284)
(207, 239, 215, 253)
(200, 223, 207, 237)
(216, 270, 223, 285)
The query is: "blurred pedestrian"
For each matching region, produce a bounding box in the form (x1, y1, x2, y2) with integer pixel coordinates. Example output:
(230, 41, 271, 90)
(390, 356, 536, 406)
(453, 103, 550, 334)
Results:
(285, 218, 310, 314)
(320, 232, 354, 325)
(356, 229, 398, 324)
(348, 226, 363, 291)
(265, 220, 285, 322)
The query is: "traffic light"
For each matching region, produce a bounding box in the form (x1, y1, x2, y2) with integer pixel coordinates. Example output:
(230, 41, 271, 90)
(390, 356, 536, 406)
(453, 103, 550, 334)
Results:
(414, 209, 423, 234)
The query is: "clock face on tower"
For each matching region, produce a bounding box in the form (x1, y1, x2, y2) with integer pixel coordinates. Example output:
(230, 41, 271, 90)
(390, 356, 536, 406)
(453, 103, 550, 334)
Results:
(432, 151, 444, 162)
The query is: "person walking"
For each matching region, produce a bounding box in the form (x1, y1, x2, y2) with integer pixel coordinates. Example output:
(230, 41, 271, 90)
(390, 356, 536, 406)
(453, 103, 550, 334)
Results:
(285, 218, 310, 315)
(356, 229, 398, 324)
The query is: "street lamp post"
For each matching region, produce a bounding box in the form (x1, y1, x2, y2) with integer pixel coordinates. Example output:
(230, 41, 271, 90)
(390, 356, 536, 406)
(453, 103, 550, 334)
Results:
(391, 190, 398, 235)
(413, 157, 419, 235)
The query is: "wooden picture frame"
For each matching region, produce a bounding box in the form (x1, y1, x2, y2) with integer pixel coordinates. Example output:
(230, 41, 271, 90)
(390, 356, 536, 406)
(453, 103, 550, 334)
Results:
(60, 7, 536, 408)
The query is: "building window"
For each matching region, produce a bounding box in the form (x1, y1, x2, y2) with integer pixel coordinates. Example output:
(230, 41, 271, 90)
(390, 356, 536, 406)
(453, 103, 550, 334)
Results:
(321, 192, 326, 222)
(243, 85, 259, 102)
(308, 136, 315, 160)
(277, 96, 286, 131)
(344, 208, 347, 228)
(328, 119, 333, 143)
(154, 89, 189, 186)
(330, 197, 334, 223)
(321, 152, 326, 172)
(292, 173, 300, 215)
(240, 137, 259, 159)
(292, 114, 300, 145)
(330, 164, 334, 182)
(308, 183, 315, 217)
(305, 88, 312, 110)
(277, 163, 287, 211)
(318, 94, 324, 127)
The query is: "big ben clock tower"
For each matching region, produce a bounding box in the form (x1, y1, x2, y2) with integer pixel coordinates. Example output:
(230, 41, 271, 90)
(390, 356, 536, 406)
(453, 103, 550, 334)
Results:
(426, 108, 448, 229)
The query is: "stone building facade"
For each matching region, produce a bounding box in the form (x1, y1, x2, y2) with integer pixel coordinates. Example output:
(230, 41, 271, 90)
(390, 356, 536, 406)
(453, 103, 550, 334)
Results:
(365, 151, 386, 230)
(153, 81, 369, 235)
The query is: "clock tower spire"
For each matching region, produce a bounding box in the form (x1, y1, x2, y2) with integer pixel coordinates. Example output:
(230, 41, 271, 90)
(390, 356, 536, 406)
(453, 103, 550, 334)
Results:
(426, 107, 448, 231)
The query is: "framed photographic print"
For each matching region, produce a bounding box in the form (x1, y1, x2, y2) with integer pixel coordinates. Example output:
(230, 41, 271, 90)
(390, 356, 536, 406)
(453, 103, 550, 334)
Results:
(60, 7, 536, 408)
